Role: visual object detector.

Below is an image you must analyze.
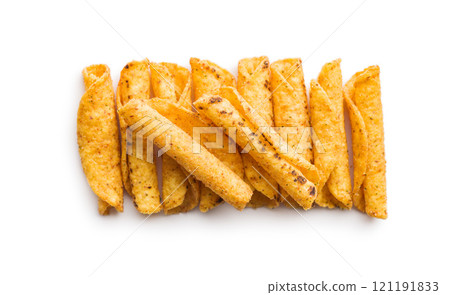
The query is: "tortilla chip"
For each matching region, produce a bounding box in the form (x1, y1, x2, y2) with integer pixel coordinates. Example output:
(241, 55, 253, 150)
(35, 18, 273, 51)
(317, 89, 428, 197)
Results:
(346, 66, 386, 219)
(317, 59, 352, 209)
(162, 155, 188, 212)
(315, 184, 336, 209)
(150, 62, 190, 101)
(215, 87, 320, 185)
(190, 57, 236, 101)
(98, 199, 111, 215)
(247, 191, 279, 209)
(271, 58, 313, 162)
(117, 60, 161, 214)
(194, 94, 317, 209)
(344, 84, 368, 213)
(190, 58, 239, 210)
(119, 99, 252, 210)
(309, 80, 339, 195)
(77, 64, 123, 212)
(166, 169, 200, 214)
(178, 75, 193, 110)
(237, 56, 273, 124)
(237, 57, 278, 202)
(150, 63, 194, 213)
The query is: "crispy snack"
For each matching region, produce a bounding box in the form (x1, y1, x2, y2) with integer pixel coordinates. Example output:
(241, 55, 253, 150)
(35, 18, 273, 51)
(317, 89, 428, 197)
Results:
(247, 191, 279, 209)
(98, 199, 111, 215)
(147, 98, 244, 212)
(190, 57, 236, 101)
(194, 92, 317, 209)
(345, 66, 386, 219)
(237, 57, 278, 203)
(117, 60, 160, 214)
(271, 58, 312, 162)
(190, 58, 239, 211)
(344, 88, 368, 212)
(150, 62, 192, 212)
(215, 87, 320, 185)
(161, 155, 188, 212)
(119, 99, 252, 210)
(309, 80, 339, 207)
(166, 169, 200, 215)
(237, 56, 273, 125)
(317, 59, 352, 209)
(77, 64, 123, 213)
(150, 62, 190, 102)
(271, 58, 313, 208)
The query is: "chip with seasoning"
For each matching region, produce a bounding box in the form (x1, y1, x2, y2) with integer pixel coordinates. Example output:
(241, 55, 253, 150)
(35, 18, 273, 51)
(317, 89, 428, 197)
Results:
(345, 65, 386, 219)
(77, 64, 123, 215)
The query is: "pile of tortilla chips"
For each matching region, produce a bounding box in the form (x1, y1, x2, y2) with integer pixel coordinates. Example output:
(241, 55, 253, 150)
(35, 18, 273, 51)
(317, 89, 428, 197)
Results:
(77, 57, 387, 219)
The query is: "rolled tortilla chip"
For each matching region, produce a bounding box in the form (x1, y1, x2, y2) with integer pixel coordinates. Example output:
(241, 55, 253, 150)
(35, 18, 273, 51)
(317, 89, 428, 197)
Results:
(345, 66, 386, 219)
(150, 62, 191, 212)
(117, 60, 160, 214)
(317, 59, 352, 209)
(194, 94, 317, 209)
(190, 57, 239, 211)
(190, 57, 236, 101)
(271, 58, 313, 208)
(344, 86, 368, 212)
(309, 80, 339, 207)
(119, 98, 252, 210)
(166, 169, 200, 214)
(77, 64, 123, 213)
(271, 58, 313, 162)
(247, 191, 279, 209)
(237, 57, 278, 202)
(147, 98, 244, 212)
(214, 87, 320, 185)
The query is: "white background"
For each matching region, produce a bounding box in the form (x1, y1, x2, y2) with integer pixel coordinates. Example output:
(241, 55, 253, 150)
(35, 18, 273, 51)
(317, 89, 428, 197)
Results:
(1, 0, 449, 294)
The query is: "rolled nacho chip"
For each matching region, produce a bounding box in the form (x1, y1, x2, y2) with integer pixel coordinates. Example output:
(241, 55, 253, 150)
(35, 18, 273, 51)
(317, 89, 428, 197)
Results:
(345, 66, 386, 219)
(77, 64, 123, 213)
(194, 94, 317, 210)
(317, 59, 352, 209)
(344, 88, 368, 212)
(190, 58, 240, 211)
(247, 191, 280, 209)
(119, 99, 252, 210)
(190, 57, 236, 101)
(309, 80, 339, 200)
(150, 62, 192, 212)
(117, 60, 160, 214)
(271, 58, 313, 208)
(271, 58, 312, 162)
(166, 168, 200, 215)
(237, 57, 278, 202)
(147, 98, 244, 212)
(215, 87, 320, 185)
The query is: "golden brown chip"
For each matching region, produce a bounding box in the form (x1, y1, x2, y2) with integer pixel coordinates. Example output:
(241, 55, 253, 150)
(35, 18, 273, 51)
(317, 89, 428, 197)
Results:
(162, 155, 188, 212)
(237, 57, 278, 202)
(117, 60, 160, 214)
(77, 64, 123, 213)
(166, 169, 200, 214)
(317, 59, 352, 209)
(271, 58, 313, 162)
(247, 191, 279, 209)
(150, 62, 193, 213)
(315, 185, 336, 209)
(190, 58, 239, 210)
(345, 66, 386, 219)
(98, 199, 111, 215)
(344, 85, 368, 212)
(190, 57, 236, 101)
(309, 80, 339, 195)
(119, 99, 252, 210)
(237, 56, 273, 125)
(194, 94, 317, 209)
(177, 75, 193, 110)
(215, 87, 320, 185)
